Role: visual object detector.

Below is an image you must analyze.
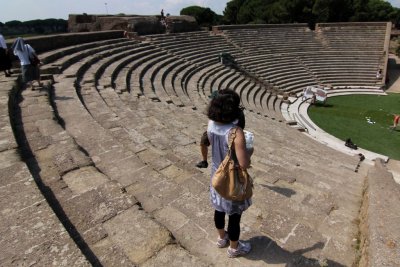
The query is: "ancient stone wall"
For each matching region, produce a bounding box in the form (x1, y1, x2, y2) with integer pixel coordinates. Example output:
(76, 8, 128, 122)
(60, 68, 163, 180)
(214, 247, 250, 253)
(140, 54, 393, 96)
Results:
(68, 14, 199, 35)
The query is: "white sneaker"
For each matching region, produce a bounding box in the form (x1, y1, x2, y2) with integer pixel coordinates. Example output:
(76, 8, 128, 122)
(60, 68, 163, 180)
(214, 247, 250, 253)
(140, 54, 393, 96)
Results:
(227, 241, 251, 258)
(216, 232, 229, 248)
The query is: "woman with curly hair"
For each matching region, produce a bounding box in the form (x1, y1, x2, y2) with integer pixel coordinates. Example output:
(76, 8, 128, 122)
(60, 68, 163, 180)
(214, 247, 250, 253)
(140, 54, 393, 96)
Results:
(206, 89, 253, 258)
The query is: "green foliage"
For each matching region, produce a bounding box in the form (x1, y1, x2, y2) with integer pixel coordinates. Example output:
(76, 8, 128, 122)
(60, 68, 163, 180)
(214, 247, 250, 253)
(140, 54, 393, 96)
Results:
(180, 5, 220, 26)
(221, 0, 400, 26)
(1, 19, 67, 36)
(309, 94, 400, 160)
(223, 0, 247, 24)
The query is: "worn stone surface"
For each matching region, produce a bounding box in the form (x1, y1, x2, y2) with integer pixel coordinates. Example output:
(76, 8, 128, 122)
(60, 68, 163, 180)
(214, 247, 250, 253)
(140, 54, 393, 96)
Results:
(0, 149, 87, 267)
(103, 207, 172, 264)
(141, 244, 208, 267)
(360, 160, 400, 267)
(63, 166, 109, 194)
(63, 181, 136, 235)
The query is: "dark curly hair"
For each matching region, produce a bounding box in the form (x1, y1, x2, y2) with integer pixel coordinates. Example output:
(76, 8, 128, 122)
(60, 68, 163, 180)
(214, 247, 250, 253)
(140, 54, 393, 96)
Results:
(207, 89, 241, 123)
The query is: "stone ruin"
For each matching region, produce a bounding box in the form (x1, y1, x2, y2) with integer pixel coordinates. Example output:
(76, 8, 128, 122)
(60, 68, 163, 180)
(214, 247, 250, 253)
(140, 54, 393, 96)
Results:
(68, 14, 199, 35)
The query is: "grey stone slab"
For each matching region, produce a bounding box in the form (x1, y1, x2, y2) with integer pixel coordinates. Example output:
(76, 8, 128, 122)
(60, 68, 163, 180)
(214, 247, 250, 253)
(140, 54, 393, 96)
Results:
(281, 223, 327, 260)
(0, 175, 44, 218)
(0, 203, 88, 267)
(131, 178, 184, 212)
(63, 181, 136, 234)
(169, 191, 212, 230)
(154, 206, 190, 233)
(92, 237, 135, 267)
(174, 221, 209, 250)
(0, 126, 18, 152)
(259, 209, 303, 243)
(141, 244, 208, 267)
(62, 166, 109, 194)
(103, 207, 172, 265)
(137, 148, 172, 171)
(180, 174, 209, 196)
(0, 149, 22, 169)
(251, 165, 279, 184)
(35, 118, 64, 137)
(0, 161, 30, 186)
(160, 164, 193, 184)
(123, 165, 164, 192)
(102, 155, 147, 186)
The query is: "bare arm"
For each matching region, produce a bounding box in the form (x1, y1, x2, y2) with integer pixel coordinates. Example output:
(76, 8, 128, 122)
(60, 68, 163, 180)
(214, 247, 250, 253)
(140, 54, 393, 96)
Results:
(233, 127, 252, 169)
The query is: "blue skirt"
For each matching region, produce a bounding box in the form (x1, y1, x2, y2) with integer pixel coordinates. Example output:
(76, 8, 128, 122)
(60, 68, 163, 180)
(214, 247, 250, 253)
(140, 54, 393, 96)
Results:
(21, 64, 39, 83)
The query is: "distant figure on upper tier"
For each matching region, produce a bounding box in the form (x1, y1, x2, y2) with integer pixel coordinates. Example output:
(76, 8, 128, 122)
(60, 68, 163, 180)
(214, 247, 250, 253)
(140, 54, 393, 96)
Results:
(376, 69, 382, 79)
(161, 9, 165, 19)
(12, 37, 41, 90)
(0, 33, 13, 77)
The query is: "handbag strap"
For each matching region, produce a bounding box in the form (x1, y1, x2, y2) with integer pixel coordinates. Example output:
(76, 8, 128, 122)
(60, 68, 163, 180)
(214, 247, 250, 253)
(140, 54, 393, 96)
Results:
(227, 126, 239, 154)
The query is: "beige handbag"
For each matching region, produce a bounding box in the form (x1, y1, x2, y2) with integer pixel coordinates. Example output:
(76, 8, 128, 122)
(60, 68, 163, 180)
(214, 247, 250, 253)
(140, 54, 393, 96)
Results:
(212, 127, 253, 201)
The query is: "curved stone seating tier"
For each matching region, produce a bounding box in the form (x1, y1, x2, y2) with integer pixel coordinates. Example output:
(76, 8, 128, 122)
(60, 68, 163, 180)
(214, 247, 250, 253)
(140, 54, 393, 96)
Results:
(236, 80, 255, 109)
(202, 67, 232, 97)
(209, 68, 234, 93)
(149, 55, 187, 104)
(124, 50, 168, 96)
(69, 78, 367, 265)
(159, 59, 189, 107)
(0, 79, 89, 265)
(197, 65, 226, 93)
(184, 63, 224, 106)
(72, 44, 147, 87)
(219, 70, 242, 91)
(224, 27, 326, 53)
(98, 43, 155, 89)
(44, 39, 138, 75)
(180, 62, 229, 108)
(50, 75, 211, 266)
(90, 44, 151, 87)
(146, 30, 211, 42)
(40, 38, 130, 65)
(4, 23, 393, 265)
(111, 45, 162, 92)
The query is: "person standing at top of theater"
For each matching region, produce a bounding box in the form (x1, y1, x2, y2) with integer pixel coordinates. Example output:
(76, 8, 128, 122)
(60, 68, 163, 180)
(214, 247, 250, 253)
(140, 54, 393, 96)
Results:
(11, 37, 41, 90)
(0, 33, 13, 77)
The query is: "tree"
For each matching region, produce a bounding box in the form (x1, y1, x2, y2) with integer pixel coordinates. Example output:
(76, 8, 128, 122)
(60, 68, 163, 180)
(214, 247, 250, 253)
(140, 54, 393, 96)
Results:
(221, 0, 399, 25)
(223, 0, 247, 24)
(180, 6, 219, 26)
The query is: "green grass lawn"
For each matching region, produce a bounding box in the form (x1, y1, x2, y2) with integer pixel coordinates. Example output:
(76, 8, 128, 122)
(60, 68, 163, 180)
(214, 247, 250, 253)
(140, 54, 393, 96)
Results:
(308, 93, 400, 160)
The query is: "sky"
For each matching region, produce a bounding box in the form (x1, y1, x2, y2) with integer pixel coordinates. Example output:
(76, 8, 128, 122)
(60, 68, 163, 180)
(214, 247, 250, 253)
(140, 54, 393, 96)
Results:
(0, 0, 229, 23)
(0, 0, 400, 23)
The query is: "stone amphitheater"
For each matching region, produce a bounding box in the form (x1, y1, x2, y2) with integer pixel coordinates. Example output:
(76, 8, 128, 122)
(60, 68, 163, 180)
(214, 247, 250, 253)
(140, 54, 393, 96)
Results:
(1, 21, 400, 267)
